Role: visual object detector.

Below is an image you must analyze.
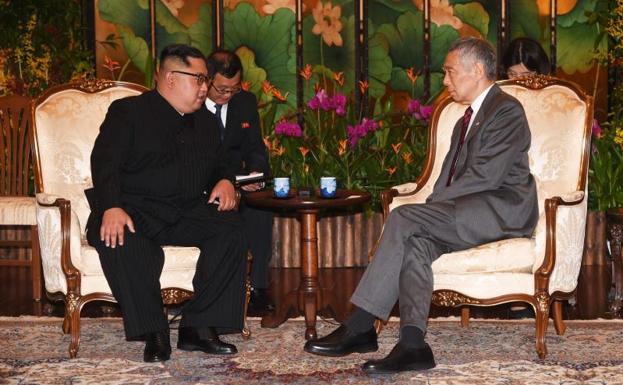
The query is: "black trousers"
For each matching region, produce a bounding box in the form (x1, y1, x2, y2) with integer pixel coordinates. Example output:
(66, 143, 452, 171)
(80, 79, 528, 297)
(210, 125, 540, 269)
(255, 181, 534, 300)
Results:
(87, 203, 246, 339)
(240, 203, 273, 289)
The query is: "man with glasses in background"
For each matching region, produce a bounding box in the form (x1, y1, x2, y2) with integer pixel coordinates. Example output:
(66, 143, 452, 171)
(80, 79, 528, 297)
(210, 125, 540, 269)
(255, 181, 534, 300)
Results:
(87, 44, 246, 363)
(204, 50, 274, 314)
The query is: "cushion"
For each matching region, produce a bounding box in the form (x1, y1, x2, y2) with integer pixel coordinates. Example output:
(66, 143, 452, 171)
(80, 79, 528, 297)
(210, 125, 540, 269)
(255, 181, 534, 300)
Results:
(432, 238, 535, 274)
(0, 196, 37, 225)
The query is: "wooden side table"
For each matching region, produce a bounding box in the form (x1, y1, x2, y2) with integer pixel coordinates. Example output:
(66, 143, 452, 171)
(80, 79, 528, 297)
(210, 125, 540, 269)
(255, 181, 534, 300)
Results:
(246, 189, 371, 339)
(606, 208, 623, 318)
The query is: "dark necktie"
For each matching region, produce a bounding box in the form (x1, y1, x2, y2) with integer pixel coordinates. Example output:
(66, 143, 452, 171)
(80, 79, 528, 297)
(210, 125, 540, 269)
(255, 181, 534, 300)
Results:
(446, 106, 473, 186)
(214, 103, 225, 141)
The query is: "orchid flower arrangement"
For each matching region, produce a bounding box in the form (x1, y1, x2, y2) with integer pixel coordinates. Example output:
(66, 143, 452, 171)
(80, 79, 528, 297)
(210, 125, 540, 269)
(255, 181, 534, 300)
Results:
(257, 66, 432, 209)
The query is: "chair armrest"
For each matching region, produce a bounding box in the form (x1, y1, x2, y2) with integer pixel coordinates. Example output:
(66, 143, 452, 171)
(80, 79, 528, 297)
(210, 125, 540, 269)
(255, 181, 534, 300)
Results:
(380, 182, 427, 219)
(533, 190, 587, 295)
(36, 193, 82, 295)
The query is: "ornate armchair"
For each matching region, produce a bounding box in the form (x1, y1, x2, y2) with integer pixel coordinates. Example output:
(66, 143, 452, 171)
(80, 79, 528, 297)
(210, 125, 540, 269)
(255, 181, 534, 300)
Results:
(0, 95, 41, 301)
(32, 80, 251, 358)
(380, 76, 593, 358)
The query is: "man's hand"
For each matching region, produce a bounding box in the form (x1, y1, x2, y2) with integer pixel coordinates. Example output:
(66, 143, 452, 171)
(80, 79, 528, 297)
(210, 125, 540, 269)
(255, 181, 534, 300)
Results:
(208, 179, 237, 211)
(241, 171, 265, 192)
(100, 207, 135, 248)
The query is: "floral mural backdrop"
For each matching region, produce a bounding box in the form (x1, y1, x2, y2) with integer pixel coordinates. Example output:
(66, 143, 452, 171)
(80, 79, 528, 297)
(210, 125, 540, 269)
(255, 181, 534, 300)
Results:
(91, 0, 610, 207)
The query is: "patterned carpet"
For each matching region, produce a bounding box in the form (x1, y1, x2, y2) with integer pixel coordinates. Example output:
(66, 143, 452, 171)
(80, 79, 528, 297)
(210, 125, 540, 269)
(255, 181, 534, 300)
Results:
(1, 316, 623, 384)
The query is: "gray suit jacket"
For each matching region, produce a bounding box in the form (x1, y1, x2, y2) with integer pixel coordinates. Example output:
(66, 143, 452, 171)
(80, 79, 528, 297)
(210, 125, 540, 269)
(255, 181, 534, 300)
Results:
(426, 84, 539, 244)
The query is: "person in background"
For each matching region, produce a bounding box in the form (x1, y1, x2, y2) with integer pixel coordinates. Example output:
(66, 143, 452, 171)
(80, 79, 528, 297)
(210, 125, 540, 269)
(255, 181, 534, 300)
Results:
(503, 37, 551, 79)
(87, 44, 246, 363)
(204, 50, 275, 313)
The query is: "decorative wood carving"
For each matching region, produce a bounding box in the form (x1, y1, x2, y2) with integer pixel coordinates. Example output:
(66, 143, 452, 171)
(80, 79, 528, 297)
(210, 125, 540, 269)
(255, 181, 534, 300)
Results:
(512, 74, 557, 89)
(161, 288, 193, 305)
(76, 79, 118, 93)
(431, 291, 482, 307)
(535, 291, 550, 313)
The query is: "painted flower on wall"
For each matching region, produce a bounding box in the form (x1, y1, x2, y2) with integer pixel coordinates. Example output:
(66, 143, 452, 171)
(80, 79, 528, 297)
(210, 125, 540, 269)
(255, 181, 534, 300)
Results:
(262, 0, 297, 15)
(312, 1, 343, 47)
(162, 0, 185, 17)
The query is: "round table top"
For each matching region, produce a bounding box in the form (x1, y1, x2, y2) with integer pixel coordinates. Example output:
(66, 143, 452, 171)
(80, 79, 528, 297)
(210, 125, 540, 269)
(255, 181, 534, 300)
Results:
(245, 189, 371, 211)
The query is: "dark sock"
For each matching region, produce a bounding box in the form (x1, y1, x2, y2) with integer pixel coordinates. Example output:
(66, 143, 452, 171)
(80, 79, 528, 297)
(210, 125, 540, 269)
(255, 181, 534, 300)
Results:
(399, 325, 425, 349)
(344, 307, 376, 334)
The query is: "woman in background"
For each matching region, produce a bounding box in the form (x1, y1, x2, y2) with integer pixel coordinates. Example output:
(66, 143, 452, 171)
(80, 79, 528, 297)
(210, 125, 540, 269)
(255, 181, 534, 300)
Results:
(503, 37, 551, 79)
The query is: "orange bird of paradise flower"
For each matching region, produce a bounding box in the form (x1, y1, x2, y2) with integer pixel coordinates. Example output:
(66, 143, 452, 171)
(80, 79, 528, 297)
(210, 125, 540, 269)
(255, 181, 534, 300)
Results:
(338, 139, 348, 156)
(300, 64, 313, 81)
(391, 143, 403, 154)
(299, 146, 310, 157)
(386, 166, 397, 176)
(406, 67, 419, 85)
(333, 71, 345, 87)
(358, 80, 369, 94)
(272, 87, 289, 102)
(402, 151, 413, 164)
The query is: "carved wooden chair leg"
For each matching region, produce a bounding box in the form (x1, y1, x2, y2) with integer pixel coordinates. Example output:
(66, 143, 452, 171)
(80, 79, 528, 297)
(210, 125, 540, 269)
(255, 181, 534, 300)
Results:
(534, 294, 550, 359)
(62, 299, 72, 334)
(460, 306, 470, 327)
(241, 251, 253, 340)
(67, 297, 83, 358)
(552, 300, 566, 336)
(374, 318, 386, 335)
(30, 225, 42, 302)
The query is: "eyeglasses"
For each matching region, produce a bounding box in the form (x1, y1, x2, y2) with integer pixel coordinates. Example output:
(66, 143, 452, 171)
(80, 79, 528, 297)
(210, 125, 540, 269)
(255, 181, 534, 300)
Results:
(170, 70, 209, 86)
(209, 82, 241, 95)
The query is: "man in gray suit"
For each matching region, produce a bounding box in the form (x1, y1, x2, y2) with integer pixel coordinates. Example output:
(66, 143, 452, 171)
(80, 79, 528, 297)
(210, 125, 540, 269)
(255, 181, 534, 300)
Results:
(304, 37, 539, 374)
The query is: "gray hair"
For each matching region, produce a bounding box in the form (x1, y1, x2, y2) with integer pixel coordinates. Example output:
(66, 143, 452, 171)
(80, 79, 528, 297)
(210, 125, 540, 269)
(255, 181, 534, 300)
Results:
(448, 37, 497, 80)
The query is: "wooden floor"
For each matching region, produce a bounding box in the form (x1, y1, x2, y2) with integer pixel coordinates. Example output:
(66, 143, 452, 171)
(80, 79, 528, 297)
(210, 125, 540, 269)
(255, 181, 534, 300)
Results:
(0, 264, 616, 320)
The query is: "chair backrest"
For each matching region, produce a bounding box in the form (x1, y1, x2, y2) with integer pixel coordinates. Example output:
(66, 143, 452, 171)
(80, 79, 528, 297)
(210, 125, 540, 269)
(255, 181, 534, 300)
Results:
(414, 76, 593, 220)
(0, 95, 33, 196)
(32, 80, 148, 234)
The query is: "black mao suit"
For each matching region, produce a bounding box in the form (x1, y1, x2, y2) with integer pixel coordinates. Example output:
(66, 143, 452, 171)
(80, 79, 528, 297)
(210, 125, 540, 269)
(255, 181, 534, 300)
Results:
(213, 90, 272, 289)
(86, 90, 246, 339)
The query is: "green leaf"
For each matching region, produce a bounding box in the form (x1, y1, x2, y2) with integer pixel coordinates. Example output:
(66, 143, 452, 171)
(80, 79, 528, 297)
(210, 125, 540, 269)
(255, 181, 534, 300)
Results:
(508, 0, 541, 40)
(454, 2, 489, 38)
(558, 0, 598, 28)
(224, 4, 296, 106)
(367, 21, 392, 99)
(237, 46, 267, 95)
(557, 21, 606, 74)
(187, 4, 213, 55)
(118, 25, 153, 85)
(98, 0, 149, 41)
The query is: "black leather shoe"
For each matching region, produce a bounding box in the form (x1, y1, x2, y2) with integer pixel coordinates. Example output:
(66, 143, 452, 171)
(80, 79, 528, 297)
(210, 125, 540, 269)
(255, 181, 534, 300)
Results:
(248, 288, 275, 313)
(362, 343, 436, 374)
(304, 325, 378, 357)
(143, 330, 171, 362)
(177, 326, 237, 355)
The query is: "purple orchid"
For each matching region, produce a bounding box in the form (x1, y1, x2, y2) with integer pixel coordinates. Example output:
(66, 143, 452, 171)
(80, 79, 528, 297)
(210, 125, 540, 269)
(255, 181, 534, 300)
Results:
(275, 121, 303, 137)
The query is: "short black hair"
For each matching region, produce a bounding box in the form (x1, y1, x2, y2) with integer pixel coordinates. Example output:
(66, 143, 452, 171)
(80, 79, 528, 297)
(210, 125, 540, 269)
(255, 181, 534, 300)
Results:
(503, 37, 551, 76)
(159, 44, 205, 67)
(206, 50, 243, 79)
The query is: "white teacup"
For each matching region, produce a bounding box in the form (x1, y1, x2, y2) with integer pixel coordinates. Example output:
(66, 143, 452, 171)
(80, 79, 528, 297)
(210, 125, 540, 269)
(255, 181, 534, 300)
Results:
(273, 177, 290, 198)
(320, 177, 337, 198)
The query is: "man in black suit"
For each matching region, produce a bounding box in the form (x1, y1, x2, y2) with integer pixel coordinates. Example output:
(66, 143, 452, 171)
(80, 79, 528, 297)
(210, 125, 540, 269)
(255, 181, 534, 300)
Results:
(87, 44, 246, 363)
(204, 50, 274, 312)
(304, 37, 539, 374)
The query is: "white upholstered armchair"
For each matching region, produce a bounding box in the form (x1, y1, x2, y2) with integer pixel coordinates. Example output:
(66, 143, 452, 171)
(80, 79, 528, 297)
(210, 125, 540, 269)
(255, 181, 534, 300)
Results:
(380, 76, 593, 359)
(32, 80, 251, 358)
